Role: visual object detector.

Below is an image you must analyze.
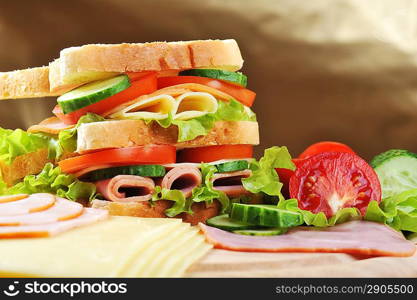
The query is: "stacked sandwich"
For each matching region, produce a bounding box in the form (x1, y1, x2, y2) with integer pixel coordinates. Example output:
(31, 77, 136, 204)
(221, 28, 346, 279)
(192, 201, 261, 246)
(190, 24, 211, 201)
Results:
(0, 40, 291, 224)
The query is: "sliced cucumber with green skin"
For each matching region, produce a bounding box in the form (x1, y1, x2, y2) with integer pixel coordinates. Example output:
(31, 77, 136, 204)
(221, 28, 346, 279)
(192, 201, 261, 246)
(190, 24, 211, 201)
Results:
(82, 165, 166, 181)
(371, 149, 417, 199)
(179, 69, 248, 87)
(206, 214, 257, 231)
(233, 228, 288, 236)
(231, 203, 303, 227)
(57, 75, 130, 113)
(215, 160, 249, 173)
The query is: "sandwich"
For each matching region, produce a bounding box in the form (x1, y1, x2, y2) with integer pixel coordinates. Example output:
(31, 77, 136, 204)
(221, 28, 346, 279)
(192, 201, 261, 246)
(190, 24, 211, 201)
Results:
(0, 40, 292, 225)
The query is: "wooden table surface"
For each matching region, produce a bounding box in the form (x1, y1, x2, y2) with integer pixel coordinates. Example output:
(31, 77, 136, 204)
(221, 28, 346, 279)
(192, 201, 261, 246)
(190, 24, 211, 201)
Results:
(186, 247, 417, 277)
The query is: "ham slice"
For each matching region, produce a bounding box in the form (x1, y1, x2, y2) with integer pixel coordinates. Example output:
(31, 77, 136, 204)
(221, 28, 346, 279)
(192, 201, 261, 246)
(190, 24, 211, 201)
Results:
(0, 194, 28, 203)
(0, 208, 108, 238)
(161, 166, 202, 198)
(95, 175, 155, 202)
(0, 197, 83, 226)
(27, 117, 74, 134)
(211, 170, 252, 197)
(199, 221, 417, 257)
(0, 193, 55, 216)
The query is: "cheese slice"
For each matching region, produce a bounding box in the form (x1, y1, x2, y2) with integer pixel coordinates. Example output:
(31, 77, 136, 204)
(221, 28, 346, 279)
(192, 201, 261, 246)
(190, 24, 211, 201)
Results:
(0, 217, 210, 277)
(174, 92, 218, 120)
(110, 94, 176, 120)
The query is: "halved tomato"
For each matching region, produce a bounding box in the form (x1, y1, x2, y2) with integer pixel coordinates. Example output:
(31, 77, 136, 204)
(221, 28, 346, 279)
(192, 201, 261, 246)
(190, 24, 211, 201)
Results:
(298, 141, 355, 159)
(59, 145, 176, 174)
(157, 76, 256, 107)
(177, 145, 254, 163)
(289, 152, 381, 217)
(275, 158, 303, 198)
(54, 73, 158, 125)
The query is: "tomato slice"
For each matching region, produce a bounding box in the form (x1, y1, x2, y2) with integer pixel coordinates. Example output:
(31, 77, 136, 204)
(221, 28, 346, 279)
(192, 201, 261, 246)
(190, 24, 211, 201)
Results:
(298, 141, 355, 159)
(289, 152, 381, 217)
(177, 145, 254, 163)
(275, 158, 304, 198)
(59, 145, 176, 174)
(157, 76, 256, 107)
(53, 73, 158, 125)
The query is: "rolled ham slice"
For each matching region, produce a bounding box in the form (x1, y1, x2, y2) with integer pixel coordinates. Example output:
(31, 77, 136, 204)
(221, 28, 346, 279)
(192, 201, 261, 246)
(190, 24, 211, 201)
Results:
(95, 175, 155, 202)
(0, 208, 108, 238)
(199, 221, 417, 257)
(0, 194, 28, 203)
(28, 116, 74, 134)
(0, 193, 55, 216)
(211, 170, 252, 197)
(0, 197, 84, 226)
(161, 166, 202, 198)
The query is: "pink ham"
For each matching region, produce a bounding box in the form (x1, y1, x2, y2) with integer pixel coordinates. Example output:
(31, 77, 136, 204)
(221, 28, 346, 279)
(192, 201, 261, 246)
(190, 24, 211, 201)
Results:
(0, 197, 84, 226)
(95, 175, 155, 202)
(211, 169, 252, 197)
(199, 221, 417, 257)
(0, 193, 55, 216)
(161, 166, 202, 198)
(0, 208, 108, 238)
(0, 194, 28, 203)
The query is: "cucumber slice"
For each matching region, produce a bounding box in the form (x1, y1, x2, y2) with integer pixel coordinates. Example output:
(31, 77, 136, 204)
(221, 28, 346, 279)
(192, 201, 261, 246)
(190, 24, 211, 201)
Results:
(179, 69, 248, 87)
(371, 149, 417, 198)
(58, 75, 130, 113)
(206, 214, 257, 231)
(233, 228, 288, 236)
(215, 160, 249, 173)
(231, 203, 303, 227)
(82, 165, 166, 181)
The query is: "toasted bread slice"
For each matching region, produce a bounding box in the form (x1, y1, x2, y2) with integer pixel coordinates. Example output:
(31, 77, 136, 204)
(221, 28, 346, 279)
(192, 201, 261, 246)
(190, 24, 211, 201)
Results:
(0, 149, 51, 186)
(76, 120, 259, 153)
(0, 67, 59, 100)
(91, 199, 220, 225)
(49, 39, 243, 92)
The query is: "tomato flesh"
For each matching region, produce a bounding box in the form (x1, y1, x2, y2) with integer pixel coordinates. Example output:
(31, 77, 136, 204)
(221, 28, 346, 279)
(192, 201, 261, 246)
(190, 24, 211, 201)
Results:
(157, 76, 256, 107)
(59, 145, 176, 174)
(289, 152, 381, 217)
(298, 141, 355, 159)
(54, 73, 158, 125)
(177, 145, 253, 163)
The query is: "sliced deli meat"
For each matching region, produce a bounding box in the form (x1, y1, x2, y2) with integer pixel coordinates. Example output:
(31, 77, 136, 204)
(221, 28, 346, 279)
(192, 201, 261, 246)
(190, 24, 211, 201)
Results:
(0, 197, 84, 226)
(0, 194, 28, 203)
(161, 166, 202, 198)
(211, 169, 252, 197)
(28, 116, 75, 134)
(0, 193, 55, 216)
(95, 175, 155, 202)
(199, 221, 417, 257)
(0, 208, 108, 238)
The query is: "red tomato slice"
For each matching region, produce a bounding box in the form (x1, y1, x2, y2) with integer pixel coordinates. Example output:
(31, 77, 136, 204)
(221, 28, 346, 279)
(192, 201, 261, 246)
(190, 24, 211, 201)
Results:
(59, 145, 176, 174)
(275, 158, 304, 198)
(289, 152, 381, 217)
(298, 141, 355, 159)
(53, 73, 158, 125)
(157, 76, 256, 107)
(177, 145, 253, 163)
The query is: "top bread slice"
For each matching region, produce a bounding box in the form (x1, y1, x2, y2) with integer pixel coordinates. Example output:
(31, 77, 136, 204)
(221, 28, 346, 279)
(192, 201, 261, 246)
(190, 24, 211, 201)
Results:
(0, 39, 243, 100)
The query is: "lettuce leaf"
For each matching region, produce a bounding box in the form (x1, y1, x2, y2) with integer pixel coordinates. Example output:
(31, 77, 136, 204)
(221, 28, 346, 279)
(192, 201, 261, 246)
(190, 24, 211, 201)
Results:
(2, 163, 97, 202)
(364, 188, 417, 232)
(242, 146, 295, 200)
(156, 99, 256, 142)
(152, 186, 192, 217)
(0, 127, 50, 165)
(55, 113, 105, 158)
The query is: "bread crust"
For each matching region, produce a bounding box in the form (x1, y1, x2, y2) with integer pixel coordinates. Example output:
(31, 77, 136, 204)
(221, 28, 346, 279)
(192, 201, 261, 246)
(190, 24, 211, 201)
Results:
(0, 149, 51, 186)
(91, 199, 220, 225)
(0, 67, 59, 99)
(49, 39, 243, 92)
(76, 120, 259, 153)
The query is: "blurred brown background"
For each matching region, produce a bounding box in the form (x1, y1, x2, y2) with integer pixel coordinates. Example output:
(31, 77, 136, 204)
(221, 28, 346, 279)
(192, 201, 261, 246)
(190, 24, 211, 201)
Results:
(0, 0, 416, 159)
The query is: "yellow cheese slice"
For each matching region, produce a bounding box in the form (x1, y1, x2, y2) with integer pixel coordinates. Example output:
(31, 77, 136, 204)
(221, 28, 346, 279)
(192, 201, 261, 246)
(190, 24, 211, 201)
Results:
(120, 222, 192, 277)
(0, 217, 183, 277)
(110, 94, 176, 120)
(174, 92, 218, 120)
